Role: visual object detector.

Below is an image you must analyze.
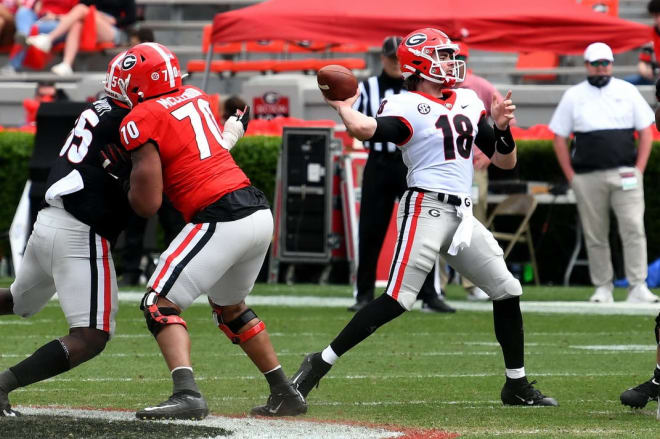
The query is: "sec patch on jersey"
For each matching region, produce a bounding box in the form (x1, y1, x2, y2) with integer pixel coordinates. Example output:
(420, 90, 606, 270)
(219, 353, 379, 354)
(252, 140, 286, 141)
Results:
(317, 65, 358, 101)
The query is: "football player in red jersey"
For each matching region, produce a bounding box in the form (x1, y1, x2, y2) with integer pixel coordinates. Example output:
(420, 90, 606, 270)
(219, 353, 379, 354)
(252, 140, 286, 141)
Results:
(0, 53, 134, 417)
(107, 43, 306, 419)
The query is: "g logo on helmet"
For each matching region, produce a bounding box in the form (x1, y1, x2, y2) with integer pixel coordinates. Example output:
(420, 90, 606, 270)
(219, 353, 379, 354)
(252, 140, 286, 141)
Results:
(406, 33, 427, 46)
(121, 54, 137, 70)
(464, 198, 471, 207)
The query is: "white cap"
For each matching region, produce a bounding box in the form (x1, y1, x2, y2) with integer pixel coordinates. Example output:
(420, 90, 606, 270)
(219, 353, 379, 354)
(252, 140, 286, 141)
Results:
(584, 42, 613, 62)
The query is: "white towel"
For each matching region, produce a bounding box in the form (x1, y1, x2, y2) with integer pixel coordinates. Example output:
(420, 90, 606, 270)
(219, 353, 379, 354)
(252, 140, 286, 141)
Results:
(447, 198, 473, 256)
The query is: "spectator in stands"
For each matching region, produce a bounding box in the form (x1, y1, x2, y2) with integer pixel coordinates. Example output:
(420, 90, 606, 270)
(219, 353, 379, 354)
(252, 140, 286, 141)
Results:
(348, 35, 455, 313)
(127, 25, 153, 46)
(23, 80, 68, 125)
(26, 0, 136, 76)
(549, 42, 659, 304)
(3, 0, 77, 73)
(0, 0, 18, 47)
(624, 0, 660, 85)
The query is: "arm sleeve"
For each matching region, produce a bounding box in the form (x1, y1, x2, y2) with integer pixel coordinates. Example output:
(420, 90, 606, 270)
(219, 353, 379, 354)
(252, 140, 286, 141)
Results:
(369, 116, 411, 145)
(474, 117, 495, 158)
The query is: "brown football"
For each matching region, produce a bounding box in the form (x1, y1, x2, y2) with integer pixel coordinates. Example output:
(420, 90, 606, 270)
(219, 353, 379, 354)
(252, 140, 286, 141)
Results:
(317, 65, 358, 101)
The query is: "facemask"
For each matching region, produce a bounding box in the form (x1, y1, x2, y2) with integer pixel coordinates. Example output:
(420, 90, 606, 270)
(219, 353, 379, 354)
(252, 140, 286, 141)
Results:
(587, 75, 611, 88)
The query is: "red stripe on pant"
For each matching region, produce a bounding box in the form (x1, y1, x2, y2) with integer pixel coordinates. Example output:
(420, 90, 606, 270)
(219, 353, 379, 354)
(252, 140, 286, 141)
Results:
(101, 238, 111, 332)
(390, 193, 424, 300)
(151, 224, 203, 292)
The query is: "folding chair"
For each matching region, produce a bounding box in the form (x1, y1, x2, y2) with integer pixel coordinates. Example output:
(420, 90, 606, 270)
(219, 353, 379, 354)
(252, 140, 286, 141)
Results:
(484, 194, 540, 285)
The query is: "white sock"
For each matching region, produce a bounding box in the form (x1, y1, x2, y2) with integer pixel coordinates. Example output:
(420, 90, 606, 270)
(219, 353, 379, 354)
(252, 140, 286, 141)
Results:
(505, 367, 526, 379)
(321, 346, 338, 365)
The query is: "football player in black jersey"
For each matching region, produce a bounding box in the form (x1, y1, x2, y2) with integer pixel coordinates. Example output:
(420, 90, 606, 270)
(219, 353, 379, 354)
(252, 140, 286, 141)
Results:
(0, 53, 134, 417)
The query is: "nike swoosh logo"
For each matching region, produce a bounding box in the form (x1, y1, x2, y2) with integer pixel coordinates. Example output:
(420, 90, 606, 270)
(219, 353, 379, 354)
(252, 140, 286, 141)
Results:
(268, 400, 284, 414)
(461, 104, 469, 109)
(291, 371, 303, 384)
(143, 404, 179, 411)
(514, 395, 534, 405)
(500, 136, 509, 147)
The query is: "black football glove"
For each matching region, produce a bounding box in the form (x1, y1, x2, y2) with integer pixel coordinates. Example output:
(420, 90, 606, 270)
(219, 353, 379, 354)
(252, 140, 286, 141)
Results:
(101, 143, 131, 184)
(655, 77, 660, 102)
(222, 105, 250, 150)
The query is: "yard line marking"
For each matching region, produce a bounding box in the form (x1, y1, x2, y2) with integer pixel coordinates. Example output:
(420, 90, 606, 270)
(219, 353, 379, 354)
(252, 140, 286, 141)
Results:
(570, 344, 656, 351)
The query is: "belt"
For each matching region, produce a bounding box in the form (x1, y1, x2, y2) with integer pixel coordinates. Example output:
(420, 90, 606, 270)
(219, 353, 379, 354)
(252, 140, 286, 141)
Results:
(410, 187, 462, 206)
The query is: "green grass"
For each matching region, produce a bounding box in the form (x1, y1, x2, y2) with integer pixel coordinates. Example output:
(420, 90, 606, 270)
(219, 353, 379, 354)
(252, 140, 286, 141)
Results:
(1, 282, 659, 438)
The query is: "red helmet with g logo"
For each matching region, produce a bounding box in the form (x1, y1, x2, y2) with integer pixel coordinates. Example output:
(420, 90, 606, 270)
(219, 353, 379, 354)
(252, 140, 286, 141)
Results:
(117, 42, 182, 108)
(104, 51, 130, 106)
(397, 28, 465, 87)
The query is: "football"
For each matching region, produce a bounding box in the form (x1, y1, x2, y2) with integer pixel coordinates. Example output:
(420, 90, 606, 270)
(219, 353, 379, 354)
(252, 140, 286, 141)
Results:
(317, 65, 358, 101)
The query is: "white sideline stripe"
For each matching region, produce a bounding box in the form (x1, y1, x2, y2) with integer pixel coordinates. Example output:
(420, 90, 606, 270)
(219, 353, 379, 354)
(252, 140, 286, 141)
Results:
(109, 292, 660, 315)
(15, 407, 404, 439)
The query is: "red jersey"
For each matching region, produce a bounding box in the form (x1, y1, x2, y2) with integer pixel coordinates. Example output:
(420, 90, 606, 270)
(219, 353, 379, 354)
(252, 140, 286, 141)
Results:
(120, 86, 250, 222)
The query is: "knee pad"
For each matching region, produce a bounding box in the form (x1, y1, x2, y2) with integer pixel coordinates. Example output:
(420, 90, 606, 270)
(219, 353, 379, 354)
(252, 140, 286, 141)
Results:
(209, 301, 265, 344)
(141, 291, 187, 337)
(655, 313, 660, 344)
(490, 277, 523, 301)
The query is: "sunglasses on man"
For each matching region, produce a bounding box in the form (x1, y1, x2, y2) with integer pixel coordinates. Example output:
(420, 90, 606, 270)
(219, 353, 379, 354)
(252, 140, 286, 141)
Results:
(589, 60, 611, 67)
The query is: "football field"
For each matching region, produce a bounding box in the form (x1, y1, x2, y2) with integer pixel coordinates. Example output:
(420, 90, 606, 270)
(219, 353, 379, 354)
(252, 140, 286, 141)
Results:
(1, 281, 660, 438)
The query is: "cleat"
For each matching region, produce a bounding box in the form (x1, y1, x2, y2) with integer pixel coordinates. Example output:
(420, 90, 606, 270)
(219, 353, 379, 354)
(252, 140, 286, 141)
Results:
(250, 382, 307, 417)
(620, 379, 659, 409)
(421, 295, 456, 313)
(501, 377, 558, 406)
(0, 389, 20, 417)
(291, 352, 332, 398)
(136, 391, 208, 420)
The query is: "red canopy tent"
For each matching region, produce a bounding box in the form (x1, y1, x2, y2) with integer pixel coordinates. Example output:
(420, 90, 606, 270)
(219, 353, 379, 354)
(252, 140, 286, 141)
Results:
(211, 0, 650, 54)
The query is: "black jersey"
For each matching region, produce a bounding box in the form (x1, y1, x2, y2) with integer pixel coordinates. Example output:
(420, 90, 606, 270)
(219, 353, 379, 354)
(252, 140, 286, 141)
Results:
(44, 98, 132, 242)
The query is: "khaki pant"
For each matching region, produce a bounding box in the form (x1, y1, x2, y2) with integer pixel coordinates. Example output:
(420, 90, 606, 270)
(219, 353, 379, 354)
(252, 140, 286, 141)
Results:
(439, 168, 488, 290)
(571, 167, 647, 288)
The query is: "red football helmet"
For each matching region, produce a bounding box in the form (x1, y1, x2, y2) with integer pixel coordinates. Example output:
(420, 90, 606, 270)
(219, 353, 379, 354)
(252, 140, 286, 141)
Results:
(116, 42, 182, 108)
(397, 28, 465, 87)
(104, 51, 130, 106)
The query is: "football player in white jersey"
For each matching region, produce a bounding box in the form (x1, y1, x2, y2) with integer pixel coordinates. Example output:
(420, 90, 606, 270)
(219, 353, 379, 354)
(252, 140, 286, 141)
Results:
(292, 28, 557, 407)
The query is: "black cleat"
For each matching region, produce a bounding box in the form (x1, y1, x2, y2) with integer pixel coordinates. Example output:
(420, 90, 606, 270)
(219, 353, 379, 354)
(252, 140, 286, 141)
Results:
(620, 379, 659, 409)
(250, 382, 307, 417)
(501, 377, 558, 406)
(347, 298, 371, 312)
(291, 352, 332, 398)
(0, 389, 20, 417)
(421, 296, 456, 313)
(136, 391, 209, 420)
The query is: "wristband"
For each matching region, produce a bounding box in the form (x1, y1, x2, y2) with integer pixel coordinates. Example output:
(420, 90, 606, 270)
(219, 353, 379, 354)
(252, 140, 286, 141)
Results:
(493, 125, 515, 155)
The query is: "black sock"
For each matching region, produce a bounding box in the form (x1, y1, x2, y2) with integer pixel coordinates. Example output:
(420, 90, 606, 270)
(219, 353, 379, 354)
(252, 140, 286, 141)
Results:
(264, 366, 287, 391)
(493, 297, 524, 369)
(172, 368, 200, 397)
(330, 294, 405, 357)
(10, 340, 70, 387)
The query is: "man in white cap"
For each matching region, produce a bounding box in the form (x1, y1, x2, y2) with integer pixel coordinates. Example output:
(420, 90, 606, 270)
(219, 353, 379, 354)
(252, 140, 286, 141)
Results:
(549, 42, 658, 303)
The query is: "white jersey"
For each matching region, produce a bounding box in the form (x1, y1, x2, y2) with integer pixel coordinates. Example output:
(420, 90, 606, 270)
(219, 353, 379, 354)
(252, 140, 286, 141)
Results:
(378, 89, 486, 195)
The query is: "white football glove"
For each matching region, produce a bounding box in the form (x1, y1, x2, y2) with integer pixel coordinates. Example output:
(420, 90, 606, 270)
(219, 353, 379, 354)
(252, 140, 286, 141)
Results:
(222, 105, 250, 150)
